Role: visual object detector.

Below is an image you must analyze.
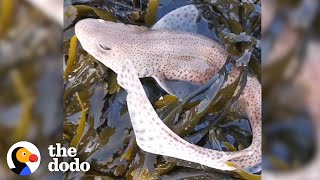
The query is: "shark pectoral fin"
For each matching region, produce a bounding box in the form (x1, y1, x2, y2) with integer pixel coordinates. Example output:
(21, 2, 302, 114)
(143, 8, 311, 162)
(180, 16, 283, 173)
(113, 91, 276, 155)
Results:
(152, 5, 199, 33)
(152, 75, 176, 95)
(162, 79, 201, 99)
(243, 163, 262, 174)
(153, 75, 201, 99)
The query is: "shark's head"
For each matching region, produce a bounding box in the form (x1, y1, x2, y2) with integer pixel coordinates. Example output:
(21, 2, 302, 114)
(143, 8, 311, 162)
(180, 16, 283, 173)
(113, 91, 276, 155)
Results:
(75, 19, 115, 60)
(75, 4, 199, 73)
(75, 18, 150, 73)
(76, 19, 138, 73)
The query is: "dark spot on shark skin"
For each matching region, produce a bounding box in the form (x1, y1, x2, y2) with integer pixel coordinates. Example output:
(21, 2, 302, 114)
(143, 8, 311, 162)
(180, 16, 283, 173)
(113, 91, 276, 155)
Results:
(130, 111, 136, 118)
(138, 129, 146, 133)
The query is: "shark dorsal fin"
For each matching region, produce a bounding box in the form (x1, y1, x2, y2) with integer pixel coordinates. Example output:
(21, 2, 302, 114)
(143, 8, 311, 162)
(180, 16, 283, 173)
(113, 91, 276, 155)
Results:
(152, 4, 199, 33)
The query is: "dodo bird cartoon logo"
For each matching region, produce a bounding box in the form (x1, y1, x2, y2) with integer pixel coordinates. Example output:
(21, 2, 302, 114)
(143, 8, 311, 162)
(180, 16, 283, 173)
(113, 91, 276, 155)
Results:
(7, 141, 41, 176)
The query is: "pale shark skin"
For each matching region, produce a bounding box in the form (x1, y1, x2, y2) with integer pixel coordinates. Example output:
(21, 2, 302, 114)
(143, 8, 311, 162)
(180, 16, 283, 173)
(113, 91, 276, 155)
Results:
(26, 0, 63, 26)
(75, 5, 261, 171)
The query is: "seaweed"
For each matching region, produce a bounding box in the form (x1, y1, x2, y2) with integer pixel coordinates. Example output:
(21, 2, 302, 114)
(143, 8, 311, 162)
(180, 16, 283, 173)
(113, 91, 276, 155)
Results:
(64, 35, 78, 81)
(71, 92, 87, 148)
(11, 70, 34, 141)
(144, 0, 159, 26)
(0, 0, 14, 38)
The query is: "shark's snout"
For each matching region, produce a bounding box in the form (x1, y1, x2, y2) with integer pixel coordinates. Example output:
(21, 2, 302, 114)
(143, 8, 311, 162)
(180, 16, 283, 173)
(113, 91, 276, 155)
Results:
(75, 19, 105, 54)
(75, 18, 112, 46)
(75, 18, 115, 68)
(75, 18, 107, 35)
(75, 19, 96, 42)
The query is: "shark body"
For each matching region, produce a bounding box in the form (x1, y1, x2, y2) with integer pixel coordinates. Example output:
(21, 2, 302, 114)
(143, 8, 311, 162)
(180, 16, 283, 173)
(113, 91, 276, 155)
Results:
(75, 5, 261, 171)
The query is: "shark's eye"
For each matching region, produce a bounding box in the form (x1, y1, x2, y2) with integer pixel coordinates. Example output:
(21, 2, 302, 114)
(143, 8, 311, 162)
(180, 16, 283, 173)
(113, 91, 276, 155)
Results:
(99, 44, 111, 50)
(22, 152, 26, 156)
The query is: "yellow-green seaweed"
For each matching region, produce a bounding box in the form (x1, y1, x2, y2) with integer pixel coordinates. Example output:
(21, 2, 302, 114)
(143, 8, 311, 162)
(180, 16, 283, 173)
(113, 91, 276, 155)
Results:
(0, 0, 14, 38)
(236, 169, 261, 180)
(145, 0, 159, 26)
(154, 95, 178, 109)
(107, 72, 120, 94)
(223, 142, 238, 151)
(75, 5, 117, 22)
(11, 70, 34, 141)
(70, 92, 87, 148)
(64, 35, 78, 81)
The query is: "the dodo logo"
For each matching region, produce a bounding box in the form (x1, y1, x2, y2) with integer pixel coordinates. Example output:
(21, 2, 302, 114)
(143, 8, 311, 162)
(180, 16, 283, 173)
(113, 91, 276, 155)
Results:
(7, 141, 41, 176)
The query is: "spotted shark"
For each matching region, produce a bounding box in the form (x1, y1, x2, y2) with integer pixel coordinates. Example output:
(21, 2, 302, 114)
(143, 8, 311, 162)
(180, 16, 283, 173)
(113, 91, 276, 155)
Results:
(75, 5, 261, 171)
